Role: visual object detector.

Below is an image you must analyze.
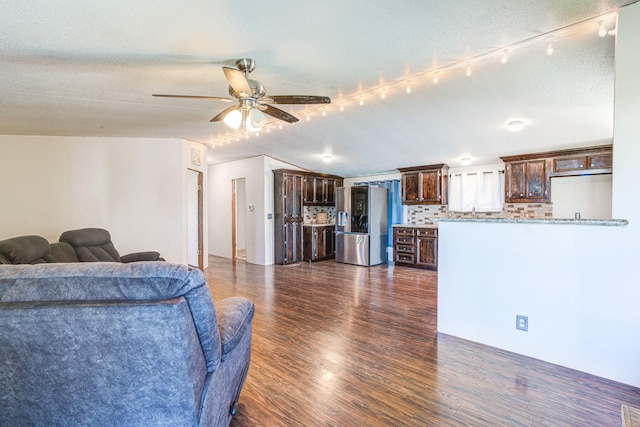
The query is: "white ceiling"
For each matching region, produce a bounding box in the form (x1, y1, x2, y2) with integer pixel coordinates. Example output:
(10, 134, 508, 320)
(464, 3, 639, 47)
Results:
(0, 1, 634, 177)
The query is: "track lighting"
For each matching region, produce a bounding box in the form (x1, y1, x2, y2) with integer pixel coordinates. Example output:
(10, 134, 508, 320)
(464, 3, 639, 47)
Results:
(210, 11, 618, 148)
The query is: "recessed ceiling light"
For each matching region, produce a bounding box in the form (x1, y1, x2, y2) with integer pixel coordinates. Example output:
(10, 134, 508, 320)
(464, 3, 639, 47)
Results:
(507, 120, 524, 132)
(322, 155, 333, 164)
(460, 158, 472, 166)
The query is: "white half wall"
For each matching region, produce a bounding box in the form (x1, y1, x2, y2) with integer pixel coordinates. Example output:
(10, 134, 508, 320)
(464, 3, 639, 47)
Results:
(437, 2, 640, 388)
(0, 135, 206, 265)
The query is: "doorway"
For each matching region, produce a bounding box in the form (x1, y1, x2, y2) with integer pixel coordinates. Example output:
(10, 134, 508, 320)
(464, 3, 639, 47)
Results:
(187, 169, 204, 269)
(232, 178, 247, 261)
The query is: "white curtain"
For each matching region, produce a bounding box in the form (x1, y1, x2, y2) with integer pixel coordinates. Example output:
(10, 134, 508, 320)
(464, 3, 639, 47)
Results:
(449, 169, 503, 212)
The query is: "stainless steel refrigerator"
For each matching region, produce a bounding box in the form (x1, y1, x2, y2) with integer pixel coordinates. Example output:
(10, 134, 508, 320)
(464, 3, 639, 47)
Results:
(335, 185, 388, 266)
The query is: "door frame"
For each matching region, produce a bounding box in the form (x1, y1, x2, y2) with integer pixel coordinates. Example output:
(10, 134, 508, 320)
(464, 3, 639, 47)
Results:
(187, 169, 204, 270)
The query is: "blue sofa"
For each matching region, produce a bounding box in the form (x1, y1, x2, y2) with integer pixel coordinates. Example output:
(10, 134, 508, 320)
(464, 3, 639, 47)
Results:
(0, 262, 254, 426)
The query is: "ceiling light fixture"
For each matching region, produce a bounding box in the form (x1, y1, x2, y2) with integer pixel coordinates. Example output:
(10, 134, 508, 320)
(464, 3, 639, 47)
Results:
(223, 108, 243, 130)
(466, 65, 472, 77)
(546, 42, 554, 55)
(460, 158, 472, 166)
(322, 107, 327, 117)
(598, 21, 607, 37)
(433, 70, 440, 84)
(340, 101, 345, 112)
(359, 94, 365, 106)
(406, 80, 412, 94)
(322, 155, 333, 164)
(507, 120, 524, 132)
(501, 49, 509, 64)
(381, 87, 387, 100)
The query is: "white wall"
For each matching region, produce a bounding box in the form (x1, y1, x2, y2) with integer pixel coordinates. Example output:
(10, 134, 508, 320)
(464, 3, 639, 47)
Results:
(208, 155, 297, 265)
(0, 135, 204, 265)
(437, 2, 640, 387)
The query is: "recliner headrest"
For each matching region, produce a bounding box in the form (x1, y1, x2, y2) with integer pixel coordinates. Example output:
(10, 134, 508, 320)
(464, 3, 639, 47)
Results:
(59, 228, 111, 246)
(0, 235, 51, 264)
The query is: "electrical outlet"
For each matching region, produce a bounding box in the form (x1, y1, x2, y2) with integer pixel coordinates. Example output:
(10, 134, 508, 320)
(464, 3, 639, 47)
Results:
(516, 315, 528, 331)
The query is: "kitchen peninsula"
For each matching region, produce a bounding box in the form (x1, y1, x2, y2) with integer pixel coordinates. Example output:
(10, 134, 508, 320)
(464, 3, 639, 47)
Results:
(436, 215, 631, 388)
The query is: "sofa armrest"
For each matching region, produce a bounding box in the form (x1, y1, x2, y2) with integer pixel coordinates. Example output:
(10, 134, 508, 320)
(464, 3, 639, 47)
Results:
(120, 251, 163, 263)
(215, 297, 255, 361)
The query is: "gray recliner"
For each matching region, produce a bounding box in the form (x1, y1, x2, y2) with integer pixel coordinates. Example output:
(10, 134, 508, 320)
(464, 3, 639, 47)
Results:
(59, 228, 163, 262)
(0, 235, 78, 264)
(0, 262, 254, 426)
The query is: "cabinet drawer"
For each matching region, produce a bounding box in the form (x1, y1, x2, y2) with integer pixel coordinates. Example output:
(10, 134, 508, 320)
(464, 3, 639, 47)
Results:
(394, 228, 414, 236)
(395, 245, 414, 254)
(395, 236, 414, 245)
(416, 228, 437, 237)
(395, 253, 415, 264)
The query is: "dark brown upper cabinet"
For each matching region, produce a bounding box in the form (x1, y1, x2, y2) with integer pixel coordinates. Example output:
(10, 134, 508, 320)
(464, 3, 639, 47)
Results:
(398, 164, 449, 205)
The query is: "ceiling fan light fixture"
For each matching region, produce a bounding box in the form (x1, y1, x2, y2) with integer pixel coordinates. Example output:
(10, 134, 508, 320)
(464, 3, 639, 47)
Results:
(223, 108, 243, 130)
(247, 107, 266, 132)
(460, 158, 472, 166)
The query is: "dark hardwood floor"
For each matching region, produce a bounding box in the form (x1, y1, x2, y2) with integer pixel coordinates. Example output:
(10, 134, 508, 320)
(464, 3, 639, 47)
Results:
(205, 256, 640, 426)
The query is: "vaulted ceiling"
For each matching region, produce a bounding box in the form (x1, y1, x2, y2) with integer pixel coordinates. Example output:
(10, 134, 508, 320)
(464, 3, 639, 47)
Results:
(1, 1, 634, 177)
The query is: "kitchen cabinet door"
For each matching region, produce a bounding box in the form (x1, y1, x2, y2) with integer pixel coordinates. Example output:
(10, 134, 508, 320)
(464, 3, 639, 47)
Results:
(284, 220, 303, 264)
(325, 227, 335, 257)
(285, 174, 304, 218)
(505, 160, 548, 202)
(402, 172, 420, 203)
(325, 179, 336, 205)
(416, 233, 437, 270)
(303, 176, 315, 205)
(421, 170, 447, 204)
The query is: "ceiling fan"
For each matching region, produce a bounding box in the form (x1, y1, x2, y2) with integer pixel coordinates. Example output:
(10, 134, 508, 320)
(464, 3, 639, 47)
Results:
(153, 58, 331, 132)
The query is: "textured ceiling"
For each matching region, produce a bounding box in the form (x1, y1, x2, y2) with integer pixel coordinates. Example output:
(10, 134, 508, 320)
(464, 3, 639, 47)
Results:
(0, 1, 634, 177)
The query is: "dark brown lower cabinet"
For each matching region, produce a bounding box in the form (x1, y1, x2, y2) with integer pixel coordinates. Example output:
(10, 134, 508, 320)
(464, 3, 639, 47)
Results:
(303, 225, 335, 262)
(393, 226, 437, 270)
(281, 220, 303, 265)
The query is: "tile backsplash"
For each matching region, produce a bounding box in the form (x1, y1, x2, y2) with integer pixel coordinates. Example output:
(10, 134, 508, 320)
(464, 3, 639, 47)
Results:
(406, 203, 553, 224)
(304, 206, 336, 224)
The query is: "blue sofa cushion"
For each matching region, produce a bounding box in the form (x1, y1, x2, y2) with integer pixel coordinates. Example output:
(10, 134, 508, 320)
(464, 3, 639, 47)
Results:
(0, 262, 222, 371)
(216, 296, 256, 360)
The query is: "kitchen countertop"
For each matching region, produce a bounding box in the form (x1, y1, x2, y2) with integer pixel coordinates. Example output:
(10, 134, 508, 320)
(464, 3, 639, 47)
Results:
(392, 223, 438, 229)
(433, 217, 628, 226)
(303, 223, 335, 227)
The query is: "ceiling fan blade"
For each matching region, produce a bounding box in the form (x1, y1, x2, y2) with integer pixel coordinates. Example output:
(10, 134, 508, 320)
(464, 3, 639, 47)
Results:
(152, 94, 233, 102)
(263, 105, 299, 123)
(210, 105, 239, 122)
(269, 95, 331, 105)
(223, 67, 253, 97)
